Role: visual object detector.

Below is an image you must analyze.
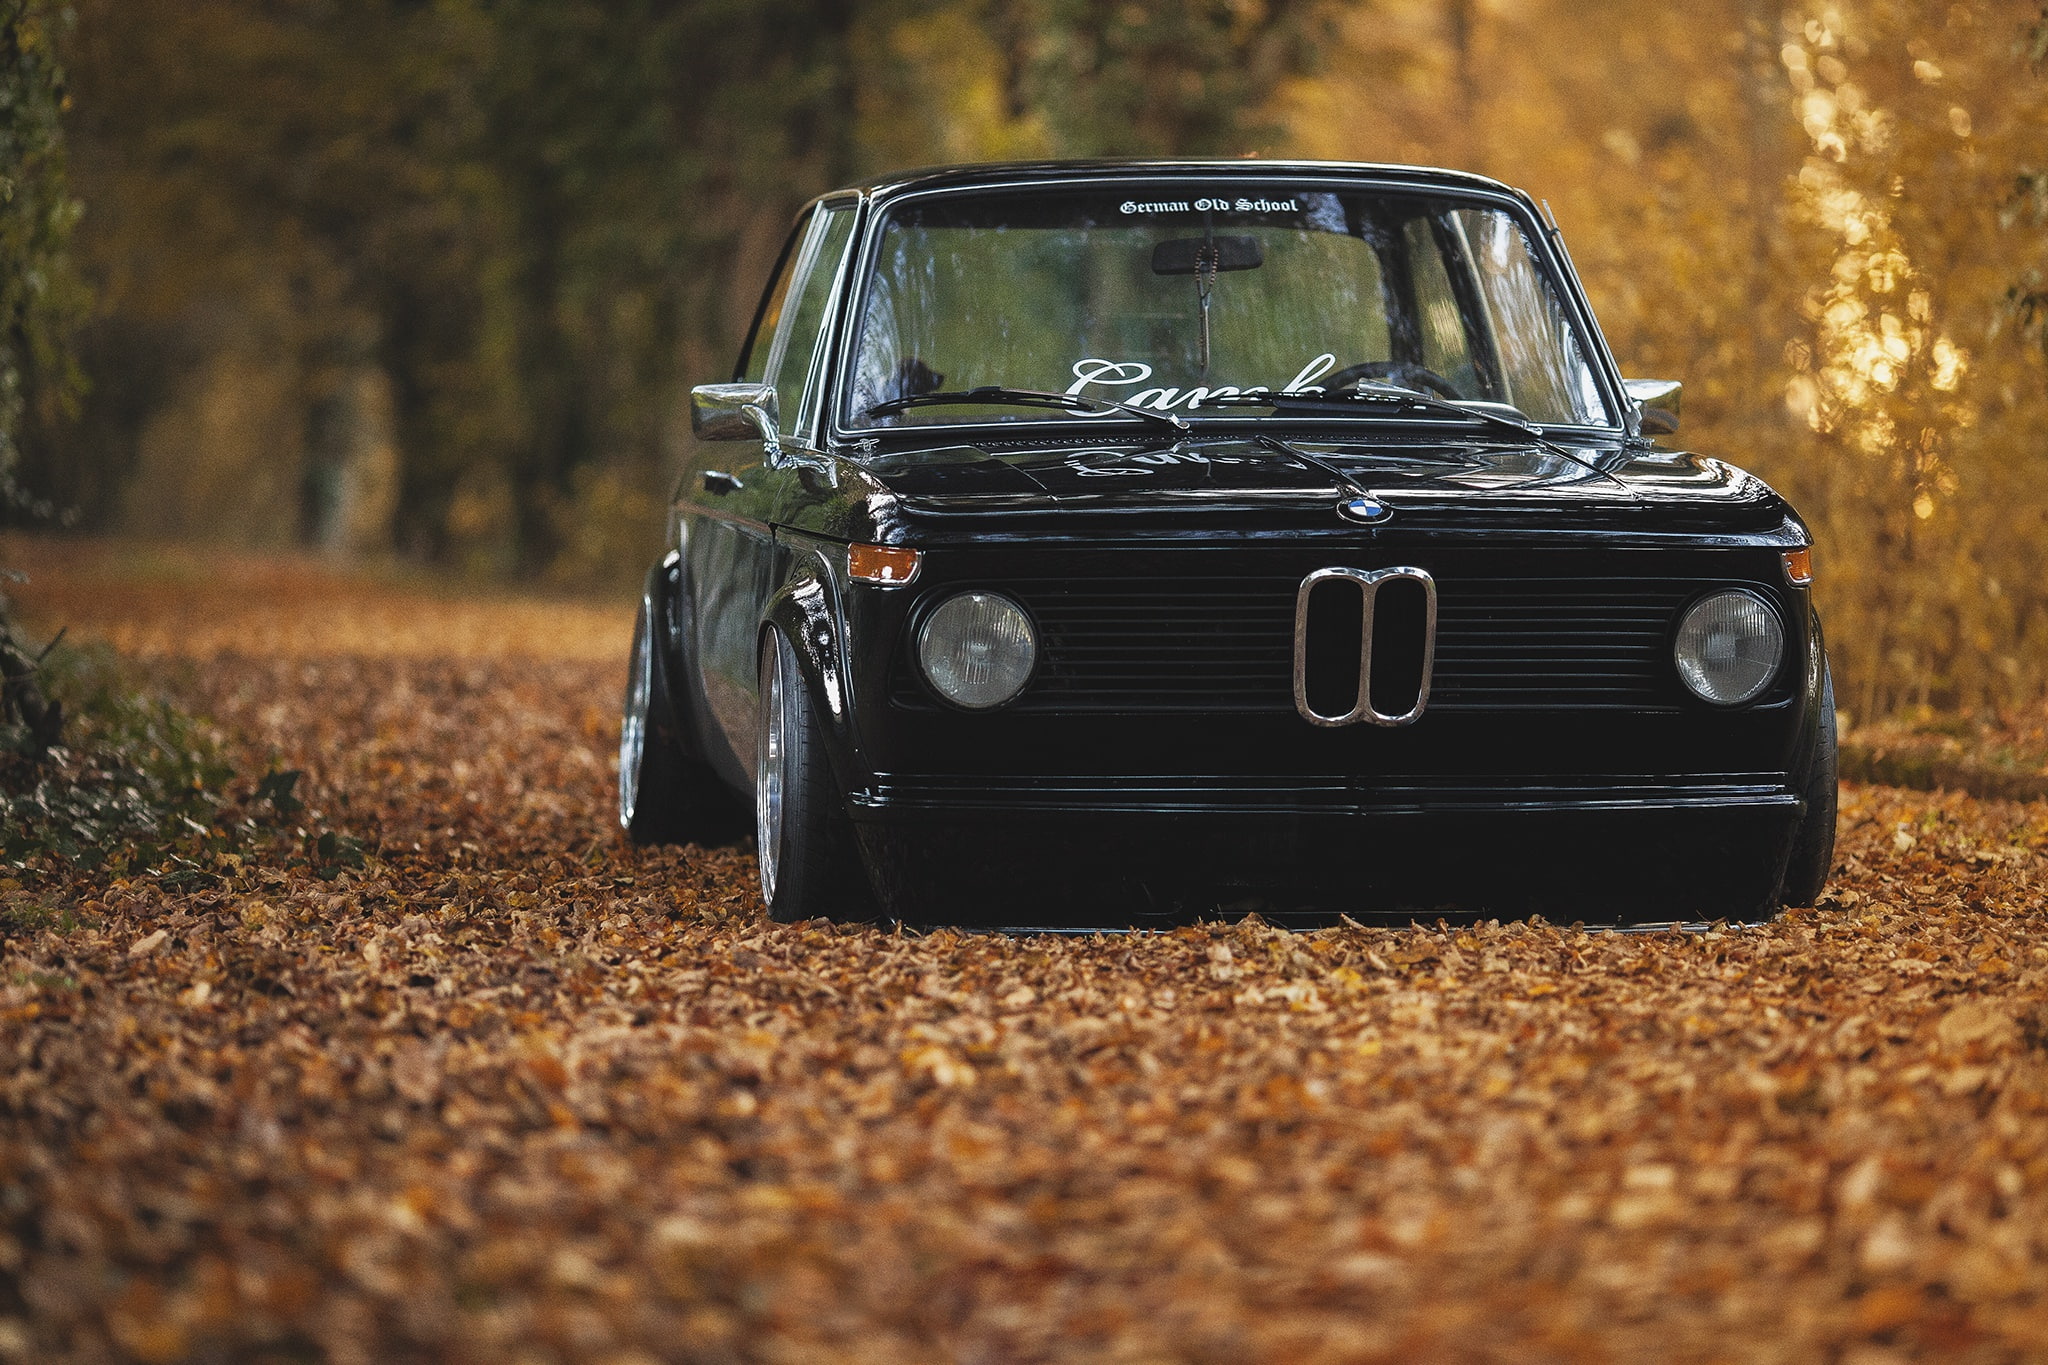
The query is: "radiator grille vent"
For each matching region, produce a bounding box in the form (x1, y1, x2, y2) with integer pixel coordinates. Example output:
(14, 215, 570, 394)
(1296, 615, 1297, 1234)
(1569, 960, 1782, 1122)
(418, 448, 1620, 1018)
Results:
(893, 572, 1791, 713)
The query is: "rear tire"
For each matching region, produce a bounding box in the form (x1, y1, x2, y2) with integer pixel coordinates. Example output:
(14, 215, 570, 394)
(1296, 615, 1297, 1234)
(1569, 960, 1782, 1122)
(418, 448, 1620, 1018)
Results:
(619, 596, 734, 845)
(1779, 659, 1839, 907)
(756, 630, 876, 923)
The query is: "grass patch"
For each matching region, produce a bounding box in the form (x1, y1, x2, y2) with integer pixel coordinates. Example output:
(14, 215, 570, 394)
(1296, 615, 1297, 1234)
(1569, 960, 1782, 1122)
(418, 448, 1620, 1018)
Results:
(1, 642, 231, 872)
(0, 900, 83, 938)
(0, 641, 350, 889)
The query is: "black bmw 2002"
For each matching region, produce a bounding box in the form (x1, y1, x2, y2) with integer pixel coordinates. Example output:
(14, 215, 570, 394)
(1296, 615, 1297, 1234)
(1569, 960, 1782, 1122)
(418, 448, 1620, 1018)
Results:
(618, 160, 1837, 926)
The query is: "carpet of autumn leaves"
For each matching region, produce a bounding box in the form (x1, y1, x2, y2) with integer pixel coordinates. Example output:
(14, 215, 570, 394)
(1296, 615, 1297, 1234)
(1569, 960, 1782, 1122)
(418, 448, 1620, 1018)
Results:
(2, 540, 2047, 1364)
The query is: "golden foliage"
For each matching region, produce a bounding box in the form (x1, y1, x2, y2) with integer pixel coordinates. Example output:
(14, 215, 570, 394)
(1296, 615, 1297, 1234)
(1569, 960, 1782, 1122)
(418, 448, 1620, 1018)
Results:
(1273, 0, 2048, 718)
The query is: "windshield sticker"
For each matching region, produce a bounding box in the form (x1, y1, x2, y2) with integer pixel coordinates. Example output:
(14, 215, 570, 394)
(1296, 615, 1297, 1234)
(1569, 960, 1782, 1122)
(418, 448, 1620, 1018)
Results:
(1066, 353, 1337, 411)
(1118, 195, 1302, 216)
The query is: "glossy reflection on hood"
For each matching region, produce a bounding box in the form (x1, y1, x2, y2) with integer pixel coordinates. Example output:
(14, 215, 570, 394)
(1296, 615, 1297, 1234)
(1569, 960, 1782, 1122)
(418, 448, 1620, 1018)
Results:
(863, 434, 1713, 499)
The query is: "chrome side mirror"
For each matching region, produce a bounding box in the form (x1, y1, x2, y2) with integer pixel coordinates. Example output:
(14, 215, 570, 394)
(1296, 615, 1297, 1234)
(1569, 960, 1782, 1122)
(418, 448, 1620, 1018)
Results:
(691, 383, 779, 442)
(1624, 377, 1682, 436)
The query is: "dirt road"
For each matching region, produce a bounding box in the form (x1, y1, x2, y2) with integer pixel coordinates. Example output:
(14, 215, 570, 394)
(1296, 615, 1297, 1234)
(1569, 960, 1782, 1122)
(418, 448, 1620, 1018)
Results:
(3, 541, 2045, 1363)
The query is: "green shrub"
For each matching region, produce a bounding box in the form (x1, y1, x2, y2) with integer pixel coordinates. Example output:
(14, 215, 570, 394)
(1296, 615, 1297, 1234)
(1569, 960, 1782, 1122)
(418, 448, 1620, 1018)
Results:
(0, 641, 348, 889)
(1, 643, 229, 870)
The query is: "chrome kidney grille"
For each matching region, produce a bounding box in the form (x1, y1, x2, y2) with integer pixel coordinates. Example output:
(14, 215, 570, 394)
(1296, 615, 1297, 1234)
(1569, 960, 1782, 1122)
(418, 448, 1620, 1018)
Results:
(1292, 567, 1437, 726)
(887, 554, 1794, 716)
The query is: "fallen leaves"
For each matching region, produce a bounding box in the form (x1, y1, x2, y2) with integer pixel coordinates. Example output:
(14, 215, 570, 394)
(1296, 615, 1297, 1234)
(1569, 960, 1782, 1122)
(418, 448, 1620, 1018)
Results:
(0, 544, 2045, 1362)
(1937, 1001, 2022, 1056)
(0, 536, 625, 664)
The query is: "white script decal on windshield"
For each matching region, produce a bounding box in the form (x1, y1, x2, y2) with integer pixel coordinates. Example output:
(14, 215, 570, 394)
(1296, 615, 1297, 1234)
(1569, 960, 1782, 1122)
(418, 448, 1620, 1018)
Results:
(1118, 196, 1301, 215)
(1066, 354, 1337, 412)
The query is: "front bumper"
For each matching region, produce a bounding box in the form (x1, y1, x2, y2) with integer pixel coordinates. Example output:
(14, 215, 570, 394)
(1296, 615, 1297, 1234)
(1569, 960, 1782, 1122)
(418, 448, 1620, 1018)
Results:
(848, 776, 1803, 924)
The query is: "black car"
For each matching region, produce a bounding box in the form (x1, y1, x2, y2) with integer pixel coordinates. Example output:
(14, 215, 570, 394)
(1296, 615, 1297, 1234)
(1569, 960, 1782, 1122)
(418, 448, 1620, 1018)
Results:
(618, 160, 1836, 927)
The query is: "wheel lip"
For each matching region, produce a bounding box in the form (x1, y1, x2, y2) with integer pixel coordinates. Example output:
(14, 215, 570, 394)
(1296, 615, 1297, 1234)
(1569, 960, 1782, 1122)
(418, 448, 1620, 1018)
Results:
(756, 637, 786, 906)
(619, 604, 651, 832)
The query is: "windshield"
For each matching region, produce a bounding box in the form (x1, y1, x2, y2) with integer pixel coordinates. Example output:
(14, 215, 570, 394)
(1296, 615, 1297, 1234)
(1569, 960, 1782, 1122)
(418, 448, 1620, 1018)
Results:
(844, 186, 1616, 431)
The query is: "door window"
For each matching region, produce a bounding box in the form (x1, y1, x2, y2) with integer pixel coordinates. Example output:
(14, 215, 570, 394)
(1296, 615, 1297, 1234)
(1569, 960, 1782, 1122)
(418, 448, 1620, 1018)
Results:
(1450, 208, 1611, 425)
(738, 210, 810, 386)
(758, 203, 858, 442)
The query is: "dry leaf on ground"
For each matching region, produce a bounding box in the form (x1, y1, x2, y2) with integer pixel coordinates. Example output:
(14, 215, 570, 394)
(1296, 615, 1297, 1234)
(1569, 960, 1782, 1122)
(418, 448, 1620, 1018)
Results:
(2, 540, 2046, 1363)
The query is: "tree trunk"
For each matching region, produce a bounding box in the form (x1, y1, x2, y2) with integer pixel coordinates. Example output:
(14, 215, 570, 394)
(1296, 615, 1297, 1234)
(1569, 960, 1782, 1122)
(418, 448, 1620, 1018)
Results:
(1738, 0, 1782, 399)
(1448, 0, 1484, 173)
(0, 606, 63, 755)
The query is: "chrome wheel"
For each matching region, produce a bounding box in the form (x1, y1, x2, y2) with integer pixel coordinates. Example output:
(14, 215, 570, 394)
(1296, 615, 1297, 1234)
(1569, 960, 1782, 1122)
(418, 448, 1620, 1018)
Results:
(619, 607, 651, 831)
(756, 639, 787, 905)
(750, 629, 876, 923)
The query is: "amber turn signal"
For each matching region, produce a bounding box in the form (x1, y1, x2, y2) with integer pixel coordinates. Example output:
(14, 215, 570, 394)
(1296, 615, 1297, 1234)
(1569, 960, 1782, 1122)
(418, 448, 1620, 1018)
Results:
(848, 543, 923, 586)
(1781, 548, 1813, 585)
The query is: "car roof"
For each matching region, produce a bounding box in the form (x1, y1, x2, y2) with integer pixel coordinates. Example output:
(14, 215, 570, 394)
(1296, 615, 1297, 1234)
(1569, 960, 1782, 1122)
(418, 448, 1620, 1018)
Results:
(837, 159, 1526, 206)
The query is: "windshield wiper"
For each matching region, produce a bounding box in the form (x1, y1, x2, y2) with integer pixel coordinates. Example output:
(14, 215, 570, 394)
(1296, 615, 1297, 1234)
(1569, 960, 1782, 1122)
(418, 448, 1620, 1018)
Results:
(865, 385, 1189, 435)
(1250, 433, 1375, 503)
(1201, 384, 1623, 486)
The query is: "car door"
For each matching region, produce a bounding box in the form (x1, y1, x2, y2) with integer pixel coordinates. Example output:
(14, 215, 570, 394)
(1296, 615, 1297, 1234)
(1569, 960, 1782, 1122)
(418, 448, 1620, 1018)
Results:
(684, 199, 860, 784)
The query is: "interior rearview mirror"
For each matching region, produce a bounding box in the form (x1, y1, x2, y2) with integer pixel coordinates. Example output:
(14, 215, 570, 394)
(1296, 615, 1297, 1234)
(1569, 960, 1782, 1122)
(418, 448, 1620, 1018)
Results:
(1152, 236, 1265, 275)
(1624, 377, 1682, 436)
(691, 383, 779, 442)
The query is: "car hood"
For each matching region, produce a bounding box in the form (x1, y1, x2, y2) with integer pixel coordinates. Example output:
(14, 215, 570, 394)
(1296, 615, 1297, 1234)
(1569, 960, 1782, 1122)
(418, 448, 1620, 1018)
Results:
(854, 432, 1794, 538)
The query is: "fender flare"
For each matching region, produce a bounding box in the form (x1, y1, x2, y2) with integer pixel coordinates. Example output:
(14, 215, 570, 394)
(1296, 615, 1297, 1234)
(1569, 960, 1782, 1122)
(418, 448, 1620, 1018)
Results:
(758, 549, 862, 799)
(642, 553, 741, 789)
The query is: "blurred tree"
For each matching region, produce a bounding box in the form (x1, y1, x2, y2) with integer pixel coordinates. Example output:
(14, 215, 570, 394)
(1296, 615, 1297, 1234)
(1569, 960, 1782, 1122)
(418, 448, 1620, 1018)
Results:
(1759, 0, 2048, 716)
(33, 0, 872, 573)
(858, 0, 1333, 164)
(2006, 6, 2048, 369)
(31, 0, 503, 551)
(459, 0, 871, 577)
(0, 0, 84, 520)
(0, 0, 85, 748)
(1289, 0, 2048, 717)
(28, 0, 1335, 578)
(1019, 0, 1333, 155)
(20, 0, 2048, 717)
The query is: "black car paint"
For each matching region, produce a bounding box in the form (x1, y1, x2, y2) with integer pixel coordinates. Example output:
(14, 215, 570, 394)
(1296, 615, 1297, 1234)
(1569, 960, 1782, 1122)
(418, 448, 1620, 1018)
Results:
(658, 162, 1828, 921)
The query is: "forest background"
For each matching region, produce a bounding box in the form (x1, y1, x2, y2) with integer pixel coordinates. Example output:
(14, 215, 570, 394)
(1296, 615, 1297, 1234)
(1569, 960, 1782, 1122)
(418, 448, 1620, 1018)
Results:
(5, 0, 2048, 726)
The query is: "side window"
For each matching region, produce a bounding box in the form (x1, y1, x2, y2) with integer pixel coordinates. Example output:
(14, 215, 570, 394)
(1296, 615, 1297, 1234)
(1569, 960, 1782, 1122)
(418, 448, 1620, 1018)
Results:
(763, 204, 858, 441)
(738, 210, 811, 386)
(1450, 209, 1611, 425)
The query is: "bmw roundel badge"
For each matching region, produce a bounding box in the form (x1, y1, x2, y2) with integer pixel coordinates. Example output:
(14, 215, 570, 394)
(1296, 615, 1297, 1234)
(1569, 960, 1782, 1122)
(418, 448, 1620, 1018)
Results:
(1339, 495, 1392, 525)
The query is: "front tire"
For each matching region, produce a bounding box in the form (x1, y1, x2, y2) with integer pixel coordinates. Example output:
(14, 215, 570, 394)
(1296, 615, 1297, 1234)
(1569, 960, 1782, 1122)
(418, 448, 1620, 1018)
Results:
(1778, 659, 1839, 907)
(756, 630, 874, 923)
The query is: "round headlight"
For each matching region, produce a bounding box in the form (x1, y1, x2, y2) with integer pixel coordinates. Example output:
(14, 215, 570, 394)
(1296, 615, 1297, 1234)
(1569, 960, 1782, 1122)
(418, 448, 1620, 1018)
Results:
(1674, 590, 1785, 705)
(918, 592, 1037, 710)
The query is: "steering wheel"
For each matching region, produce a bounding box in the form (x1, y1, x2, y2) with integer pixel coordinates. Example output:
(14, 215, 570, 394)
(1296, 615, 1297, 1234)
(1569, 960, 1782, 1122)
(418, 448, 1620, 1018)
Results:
(1321, 360, 1463, 400)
